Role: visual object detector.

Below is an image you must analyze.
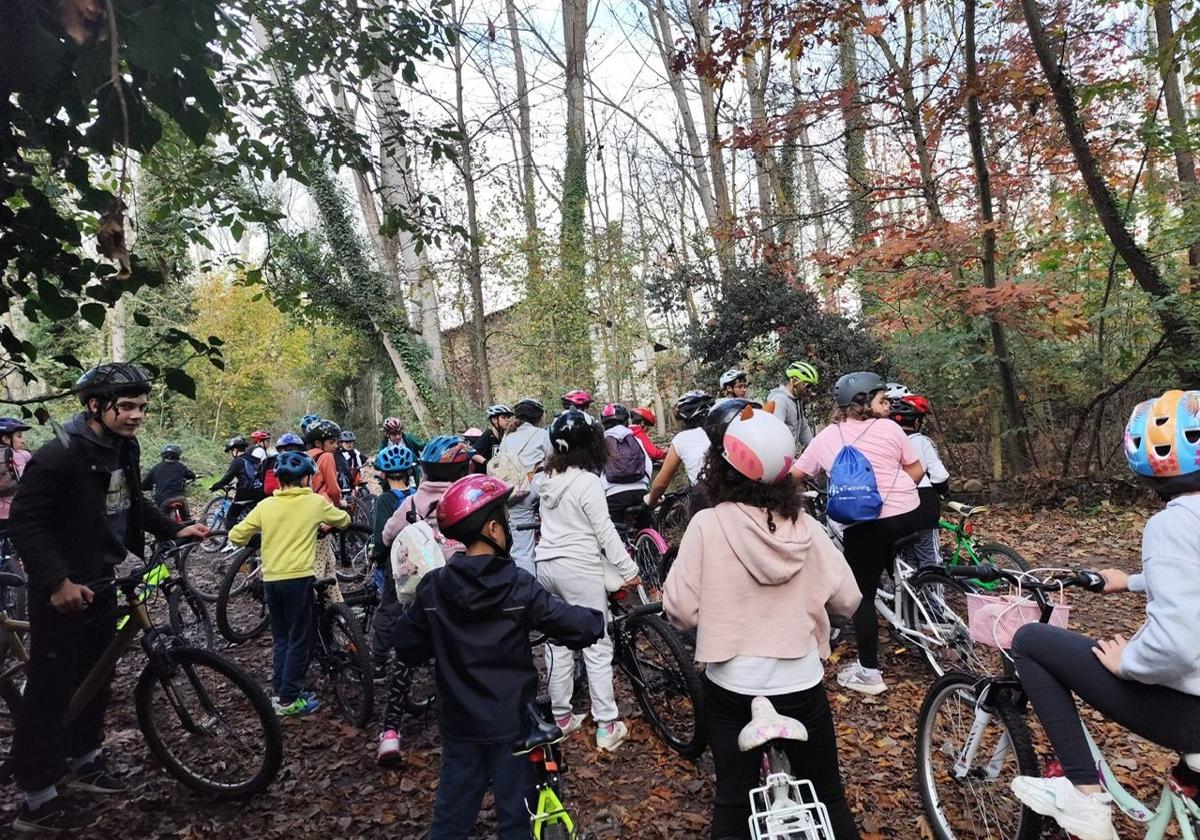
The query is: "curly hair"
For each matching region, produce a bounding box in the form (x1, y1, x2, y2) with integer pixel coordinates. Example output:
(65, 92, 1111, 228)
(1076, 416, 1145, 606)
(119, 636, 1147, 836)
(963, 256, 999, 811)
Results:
(545, 425, 609, 476)
(829, 401, 876, 424)
(698, 449, 803, 532)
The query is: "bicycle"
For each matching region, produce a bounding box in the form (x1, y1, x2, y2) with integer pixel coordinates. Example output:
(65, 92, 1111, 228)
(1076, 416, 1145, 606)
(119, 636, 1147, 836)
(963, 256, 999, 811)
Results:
(938, 501, 1030, 579)
(200, 488, 236, 550)
(909, 564, 1183, 840)
(739, 695, 836, 839)
(514, 701, 576, 840)
(139, 536, 215, 651)
(0, 533, 26, 621)
(332, 522, 373, 584)
(653, 488, 693, 547)
(612, 505, 669, 603)
(0, 564, 282, 798)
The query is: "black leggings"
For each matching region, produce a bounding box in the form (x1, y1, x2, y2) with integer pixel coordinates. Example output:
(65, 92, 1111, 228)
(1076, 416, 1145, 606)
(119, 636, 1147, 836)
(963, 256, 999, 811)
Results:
(841, 504, 930, 669)
(1011, 622, 1200, 785)
(704, 675, 860, 840)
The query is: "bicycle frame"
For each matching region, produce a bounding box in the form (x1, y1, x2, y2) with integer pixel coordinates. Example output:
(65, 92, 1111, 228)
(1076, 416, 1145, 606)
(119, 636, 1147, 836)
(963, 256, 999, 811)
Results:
(874, 557, 957, 656)
(66, 596, 150, 724)
(526, 741, 575, 839)
(747, 745, 835, 839)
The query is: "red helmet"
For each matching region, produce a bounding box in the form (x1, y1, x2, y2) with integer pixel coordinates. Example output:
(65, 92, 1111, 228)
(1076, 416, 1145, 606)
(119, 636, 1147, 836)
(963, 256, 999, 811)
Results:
(630, 406, 656, 426)
(382, 416, 404, 434)
(902, 395, 931, 415)
(437, 475, 514, 536)
(561, 390, 592, 410)
(251, 429, 270, 443)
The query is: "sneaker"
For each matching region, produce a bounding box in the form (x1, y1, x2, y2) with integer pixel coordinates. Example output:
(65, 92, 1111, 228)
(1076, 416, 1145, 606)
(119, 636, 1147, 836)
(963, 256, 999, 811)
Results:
(13, 796, 97, 834)
(596, 720, 629, 752)
(1010, 776, 1118, 840)
(63, 757, 127, 795)
(556, 713, 587, 737)
(1171, 760, 1200, 803)
(275, 696, 321, 717)
(377, 729, 402, 765)
(836, 662, 887, 696)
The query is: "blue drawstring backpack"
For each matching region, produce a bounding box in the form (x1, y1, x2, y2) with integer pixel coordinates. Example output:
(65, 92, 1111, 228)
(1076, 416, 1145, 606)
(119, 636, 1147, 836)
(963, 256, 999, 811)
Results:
(826, 423, 884, 524)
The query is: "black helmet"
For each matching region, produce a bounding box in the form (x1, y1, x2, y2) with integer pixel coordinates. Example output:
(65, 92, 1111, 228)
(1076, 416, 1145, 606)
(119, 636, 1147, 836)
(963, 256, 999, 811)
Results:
(674, 390, 714, 425)
(161, 444, 183, 459)
(704, 398, 758, 450)
(834, 371, 886, 408)
(600, 403, 630, 429)
(888, 398, 920, 428)
(224, 435, 248, 452)
(305, 419, 342, 447)
(513, 398, 545, 424)
(74, 362, 152, 406)
(338, 430, 356, 442)
(549, 409, 600, 453)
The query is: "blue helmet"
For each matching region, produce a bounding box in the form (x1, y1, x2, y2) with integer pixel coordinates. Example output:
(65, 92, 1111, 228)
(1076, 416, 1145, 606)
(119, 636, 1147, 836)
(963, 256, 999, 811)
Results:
(274, 451, 317, 482)
(420, 435, 473, 465)
(275, 432, 304, 450)
(299, 414, 321, 434)
(375, 444, 416, 473)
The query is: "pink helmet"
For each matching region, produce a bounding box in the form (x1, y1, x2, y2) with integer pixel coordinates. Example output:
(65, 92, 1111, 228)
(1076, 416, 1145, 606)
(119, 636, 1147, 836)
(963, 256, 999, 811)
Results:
(382, 416, 404, 434)
(723, 405, 796, 484)
(437, 475, 514, 535)
(561, 389, 593, 410)
(251, 429, 270, 443)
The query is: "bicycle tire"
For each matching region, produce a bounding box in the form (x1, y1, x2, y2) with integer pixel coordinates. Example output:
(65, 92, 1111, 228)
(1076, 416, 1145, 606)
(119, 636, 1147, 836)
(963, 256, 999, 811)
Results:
(974, 542, 1031, 574)
(541, 822, 571, 840)
(633, 531, 668, 603)
(135, 645, 282, 800)
(168, 584, 215, 651)
(215, 550, 269, 644)
(319, 602, 374, 728)
(916, 672, 1041, 840)
(907, 575, 1009, 677)
(177, 540, 229, 603)
(200, 498, 230, 551)
(333, 524, 372, 584)
(624, 613, 706, 758)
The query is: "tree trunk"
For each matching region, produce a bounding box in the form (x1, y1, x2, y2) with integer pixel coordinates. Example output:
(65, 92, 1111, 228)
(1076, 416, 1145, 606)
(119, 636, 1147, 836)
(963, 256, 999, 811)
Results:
(1021, 0, 1200, 381)
(504, 0, 544, 283)
(838, 21, 871, 243)
(741, 13, 777, 246)
(689, 0, 736, 263)
(110, 297, 127, 361)
(966, 0, 1032, 474)
(1153, 0, 1200, 294)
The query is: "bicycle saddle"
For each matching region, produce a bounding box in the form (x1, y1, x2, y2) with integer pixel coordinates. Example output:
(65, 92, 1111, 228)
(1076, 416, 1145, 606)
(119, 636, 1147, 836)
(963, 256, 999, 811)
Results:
(946, 501, 988, 517)
(313, 576, 338, 590)
(512, 717, 564, 756)
(0, 571, 24, 588)
(737, 696, 808, 752)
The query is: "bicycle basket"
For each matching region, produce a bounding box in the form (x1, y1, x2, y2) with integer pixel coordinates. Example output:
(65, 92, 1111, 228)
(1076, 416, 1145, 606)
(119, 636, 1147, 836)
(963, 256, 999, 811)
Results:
(748, 776, 835, 840)
(967, 587, 1070, 649)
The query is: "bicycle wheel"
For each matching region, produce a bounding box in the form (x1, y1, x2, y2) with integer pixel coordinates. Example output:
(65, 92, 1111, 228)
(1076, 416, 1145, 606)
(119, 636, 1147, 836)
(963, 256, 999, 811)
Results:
(0, 665, 23, 784)
(916, 672, 1041, 840)
(624, 614, 705, 758)
(319, 602, 374, 727)
(907, 575, 1008, 677)
(656, 491, 692, 547)
(135, 645, 282, 799)
(633, 531, 667, 602)
(168, 584, 215, 651)
(541, 823, 571, 840)
(176, 541, 229, 603)
(333, 524, 372, 583)
(402, 660, 437, 715)
(975, 543, 1030, 574)
(215, 550, 269, 644)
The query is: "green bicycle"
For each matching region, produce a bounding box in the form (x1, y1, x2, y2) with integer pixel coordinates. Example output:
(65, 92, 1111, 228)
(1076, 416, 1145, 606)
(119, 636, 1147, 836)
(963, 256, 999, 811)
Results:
(514, 703, 576, 840)
(938, 501, 1030, 578)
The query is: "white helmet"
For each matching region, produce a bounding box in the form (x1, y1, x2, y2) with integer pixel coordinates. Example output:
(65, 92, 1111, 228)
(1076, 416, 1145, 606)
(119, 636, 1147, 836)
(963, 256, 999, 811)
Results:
(723, 406, 796, 484)
(885, 382, 911, 400)
(719, 367, 748, 390)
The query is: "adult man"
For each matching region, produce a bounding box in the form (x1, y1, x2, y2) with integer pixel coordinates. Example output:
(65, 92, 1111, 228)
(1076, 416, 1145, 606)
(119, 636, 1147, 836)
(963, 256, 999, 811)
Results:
(9, 363, 208, 833)
(767, 361, 820, 449)
(471, 404, 511, 473)
(718, 368, 749, 399)
(495, 398, 551, 575)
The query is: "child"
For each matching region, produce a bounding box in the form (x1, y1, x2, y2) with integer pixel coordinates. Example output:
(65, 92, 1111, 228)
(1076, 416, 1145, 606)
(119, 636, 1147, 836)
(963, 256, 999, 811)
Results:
(210, 435, 264, 527)
(1010, 389, 1200, 840)
(142, 444, 196, 518)
(628, 406, 667, 462)
(888, 394, 949, 567)
(229, 451, 351, 716)
(598, 403, 653, 527)
(370, 444, 418, 593)
(261, 433, 305, 498)
(664, 407, 862, 840)
(376, 474, 604, 839)
(335, 430, 365, 493)
(536, 409, 640, 751)
(644, 391, 715, 508)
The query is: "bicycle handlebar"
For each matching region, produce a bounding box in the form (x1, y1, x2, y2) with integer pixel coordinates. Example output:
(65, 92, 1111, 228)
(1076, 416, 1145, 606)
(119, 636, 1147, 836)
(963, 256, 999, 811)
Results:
(942, 564, 1105, 593)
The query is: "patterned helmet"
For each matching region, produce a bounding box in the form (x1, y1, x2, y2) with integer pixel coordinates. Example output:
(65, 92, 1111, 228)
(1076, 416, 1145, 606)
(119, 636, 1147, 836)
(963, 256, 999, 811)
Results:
(382, 416, 404, 434)
(549, 409, 601, 452)
(561, 390, 593, 410)
(310, 419, 341, 442)
(1124, 390, 1200, 479)
(723, 406, 796, 484)
(374, 444, 417, 473)
(486, 404, 513, 419)
(675, 390, 714, 424)
(785, 361, 819, 385)
(600, 403, 630, 429)
(299, 414, 321, 433)
(437, 475, 514, 541)
(420, 435, 473, 465)
(274, 451, 317, 482)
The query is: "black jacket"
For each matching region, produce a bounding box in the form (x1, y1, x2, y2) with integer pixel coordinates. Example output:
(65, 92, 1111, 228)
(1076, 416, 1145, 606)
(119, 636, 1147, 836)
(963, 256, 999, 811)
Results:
(142, 460, 196, 506)
(9, 413, 180, 595)
(210, 453, 263, 501)
(377, 551, 603, 743)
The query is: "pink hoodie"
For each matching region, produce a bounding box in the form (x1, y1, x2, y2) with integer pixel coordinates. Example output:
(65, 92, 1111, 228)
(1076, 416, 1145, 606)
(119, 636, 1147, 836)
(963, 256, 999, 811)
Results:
(664, 502, 861, 664)
(381, 479, 453, 546)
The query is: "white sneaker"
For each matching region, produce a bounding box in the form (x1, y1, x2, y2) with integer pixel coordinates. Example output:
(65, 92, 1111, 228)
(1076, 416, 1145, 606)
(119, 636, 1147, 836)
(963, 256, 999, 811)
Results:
(556, 713, 587, 737)
(596, 720, 629, 752)
(836, 662, 887, 696)
(376, 730, 401, 766)
(1011, 776, 1118, 840)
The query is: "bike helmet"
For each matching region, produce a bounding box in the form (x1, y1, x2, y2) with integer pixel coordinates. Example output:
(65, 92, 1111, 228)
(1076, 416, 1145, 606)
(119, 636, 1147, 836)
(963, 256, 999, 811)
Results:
(1124, 390, 1200, 492)
(723, 406, 796, 484)
(251, 429, 270, 443)
(885, 382, 911, 400)
(339, 430, 356, 443)
(834, 371, 886, 408)
(275, 432, 304, 451)
(486, 404, 513, 419)
(375, 444, 417, 474)
(561, 390, 593, 410)
(74, 362, 153, 405)
(513, 398, 545, 423)
(382, 416, 404, 434)
(704, 398, 755, 450)
(160, 444, 182, 460)
(785, 361, 819, 384)
(719, 368, 748, 391)
(274, 451, 317, 482)
(888, 399, 921, 428)
(224, 435, 249, 452)
(630, 406, 657, 427)
(675, 390, 715, 426)
(437, 475, 514, 544)
(299, 414, 320, 433)
(549, 409, 601, 452)
(600, 403, 630, 429)
(902, 394, 931, 415)
(0, 417, 31, 435)
(420, 435, 473, 465)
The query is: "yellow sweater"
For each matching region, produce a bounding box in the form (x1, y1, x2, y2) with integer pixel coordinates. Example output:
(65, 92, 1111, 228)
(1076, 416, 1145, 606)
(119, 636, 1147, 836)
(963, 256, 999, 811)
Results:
(228, 487, 351, 582)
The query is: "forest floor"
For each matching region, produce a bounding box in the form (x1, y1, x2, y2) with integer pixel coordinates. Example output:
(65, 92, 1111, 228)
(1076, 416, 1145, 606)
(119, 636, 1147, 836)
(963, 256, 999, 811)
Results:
(0, 503, 1179, 839)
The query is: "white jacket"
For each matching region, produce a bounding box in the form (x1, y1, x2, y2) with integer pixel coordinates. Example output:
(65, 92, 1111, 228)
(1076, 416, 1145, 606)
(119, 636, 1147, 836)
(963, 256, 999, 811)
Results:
(534, 467, 638, 580)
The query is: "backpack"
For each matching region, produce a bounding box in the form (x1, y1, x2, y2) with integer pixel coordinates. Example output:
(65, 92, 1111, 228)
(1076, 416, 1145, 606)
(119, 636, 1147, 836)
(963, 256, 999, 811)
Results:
(241, 456, 264, 493)
(0, 447, 19, 497)
(487, 431, 535, 493)
(603, 433, 647, 485)
(826, 424, 883, 525)
(390, 500, 462, 603)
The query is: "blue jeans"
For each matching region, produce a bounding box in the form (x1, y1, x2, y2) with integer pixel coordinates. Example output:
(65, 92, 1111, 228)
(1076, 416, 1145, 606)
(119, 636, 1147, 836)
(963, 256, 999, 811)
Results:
(430, 738, 533, 840)
(263, 577, 313, 704)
